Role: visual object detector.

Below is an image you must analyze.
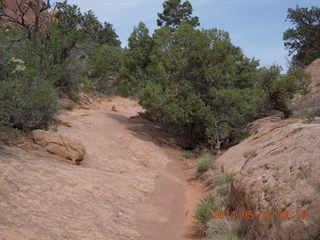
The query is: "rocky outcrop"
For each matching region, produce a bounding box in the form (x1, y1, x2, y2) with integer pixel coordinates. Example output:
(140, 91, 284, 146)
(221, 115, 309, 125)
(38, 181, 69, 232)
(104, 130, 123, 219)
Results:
(1, 0, 41, 24)
(294, 58, 320, 106)
(213, 116, 320, 240)
(0, 0, 52, 36)
(32, 130, 86, 165)
(214, 116, 299, 174)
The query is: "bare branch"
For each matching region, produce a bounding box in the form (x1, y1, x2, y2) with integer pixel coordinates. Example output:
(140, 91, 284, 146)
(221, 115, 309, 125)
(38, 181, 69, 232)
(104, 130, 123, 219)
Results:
(39, 0, 51, 12)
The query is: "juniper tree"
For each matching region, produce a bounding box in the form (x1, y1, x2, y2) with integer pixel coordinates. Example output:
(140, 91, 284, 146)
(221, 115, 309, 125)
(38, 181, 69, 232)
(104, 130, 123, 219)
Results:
(284, 5, 320, 66)
(157, 0, 199, 28)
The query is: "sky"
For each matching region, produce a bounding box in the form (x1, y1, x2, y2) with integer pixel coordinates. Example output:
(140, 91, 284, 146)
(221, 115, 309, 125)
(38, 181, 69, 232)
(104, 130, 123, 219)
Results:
(65, 0, 319, 71)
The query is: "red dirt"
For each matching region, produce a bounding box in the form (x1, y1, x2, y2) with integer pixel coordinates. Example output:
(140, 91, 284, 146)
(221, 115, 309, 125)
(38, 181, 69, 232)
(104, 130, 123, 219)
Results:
(0, 96, 203, 240)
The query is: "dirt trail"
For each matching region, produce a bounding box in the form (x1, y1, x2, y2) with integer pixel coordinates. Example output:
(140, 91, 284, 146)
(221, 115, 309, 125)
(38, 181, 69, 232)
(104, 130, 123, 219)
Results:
(0, 97, 203, 240)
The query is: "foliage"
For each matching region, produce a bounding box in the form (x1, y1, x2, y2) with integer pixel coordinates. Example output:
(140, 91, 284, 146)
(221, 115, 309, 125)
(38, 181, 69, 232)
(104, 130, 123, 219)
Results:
(53, 0, 120, 46)
(82, 10, 121, 47)
(194, 192, 224, 235)
(0, 77, 58, 130)
(0, 26, 58, 131)
(64, 102, 77, 111)
(284, 5, 320, 66)
(115, 1, 311, 150)
(139, 23, 264, 148)
(0, 126, 21, 141)
(0, 1, 122, 132)
(116, 22, 152, 96)
(157, 0, 199, 28)
(258, 65, 310, 118)
(37, 1, 121, 96)
(89, 44, 122, 94)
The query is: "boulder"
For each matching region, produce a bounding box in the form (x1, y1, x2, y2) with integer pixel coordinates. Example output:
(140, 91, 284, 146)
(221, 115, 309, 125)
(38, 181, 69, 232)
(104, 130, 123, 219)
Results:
(32, 130, 86, 165)
(213, 117, 320, 240)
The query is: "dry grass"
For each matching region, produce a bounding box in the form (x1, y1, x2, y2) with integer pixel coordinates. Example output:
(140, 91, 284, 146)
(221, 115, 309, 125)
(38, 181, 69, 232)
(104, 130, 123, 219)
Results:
(197, 152, 215, 175)
(194, 192, 224, 235)
(195, 172, 248, 239)
(206, 218, 248, 240)
(64, 102, 77, 111)
(293, 103, 320, 122)
(181, 150, 196, 159)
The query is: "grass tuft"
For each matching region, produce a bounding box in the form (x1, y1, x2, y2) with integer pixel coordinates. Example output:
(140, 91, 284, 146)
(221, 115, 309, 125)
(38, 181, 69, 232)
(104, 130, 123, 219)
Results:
(197, 152, 215, 175)
(213, 173, 236, 187)
(212, 173, 236, 200)
(206, 218, 248, 240)
(64, 102, 77, 111)
(0, 126, 21, 141)
(181, 150, 196, 159)
(194, 192, 224, 235)
(194, 172, 245, 239)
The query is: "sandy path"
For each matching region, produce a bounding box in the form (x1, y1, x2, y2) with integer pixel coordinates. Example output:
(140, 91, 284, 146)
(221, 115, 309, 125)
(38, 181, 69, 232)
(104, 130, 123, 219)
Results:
(0, 97, 203, 240)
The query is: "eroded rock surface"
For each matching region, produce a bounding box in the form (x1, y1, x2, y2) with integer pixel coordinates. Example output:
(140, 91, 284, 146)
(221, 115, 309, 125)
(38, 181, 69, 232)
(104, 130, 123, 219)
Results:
(32, 130, 86, 165)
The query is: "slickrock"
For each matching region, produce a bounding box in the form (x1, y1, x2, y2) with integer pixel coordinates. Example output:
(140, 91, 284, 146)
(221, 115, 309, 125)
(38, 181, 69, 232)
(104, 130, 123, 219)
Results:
(214, 116, 320, 240)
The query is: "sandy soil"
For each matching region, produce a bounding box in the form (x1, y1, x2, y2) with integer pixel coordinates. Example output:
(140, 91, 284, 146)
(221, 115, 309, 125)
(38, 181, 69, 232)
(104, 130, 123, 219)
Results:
(0, 97, 203, 240)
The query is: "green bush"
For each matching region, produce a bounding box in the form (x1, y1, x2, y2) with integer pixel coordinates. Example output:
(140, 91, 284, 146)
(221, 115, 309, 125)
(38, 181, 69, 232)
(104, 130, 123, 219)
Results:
(0, 53, 58, 131)
(0, 126, 21, 141)
(116, 22, 152, 97)
(194, 192, 224, 235)
(139, 23, 265, 149)
(124, 16, 310, 149)
(258, 65, 310, 118)
(0, 1, 123, 134)
(47, 2, 121, 97)
(89, 44, 122, 94)
(0, 78, 58, 130)
(64, 102, 77, 111)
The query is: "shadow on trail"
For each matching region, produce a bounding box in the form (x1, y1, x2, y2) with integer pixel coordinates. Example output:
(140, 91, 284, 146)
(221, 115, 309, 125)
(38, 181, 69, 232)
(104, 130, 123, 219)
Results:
(107, 112, 184, 149)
